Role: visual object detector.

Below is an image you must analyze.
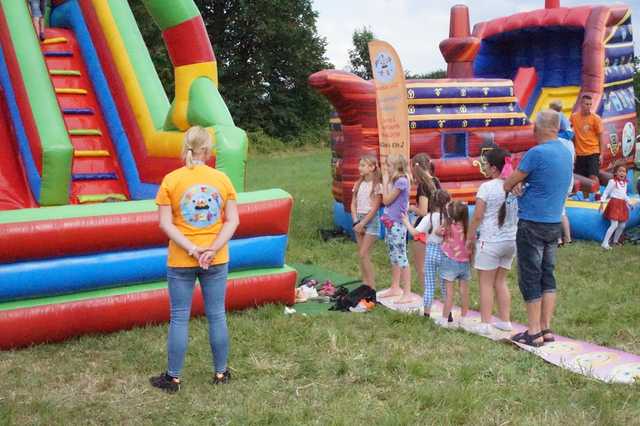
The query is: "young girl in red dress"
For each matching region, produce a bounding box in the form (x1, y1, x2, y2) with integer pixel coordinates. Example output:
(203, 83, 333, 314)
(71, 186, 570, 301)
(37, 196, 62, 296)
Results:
(600, 163, 631, 249)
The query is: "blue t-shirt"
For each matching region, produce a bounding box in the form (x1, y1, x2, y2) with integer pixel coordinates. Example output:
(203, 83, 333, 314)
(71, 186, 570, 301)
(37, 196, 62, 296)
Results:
(517, 140, 573, 223)
(558, 114, 574, 141)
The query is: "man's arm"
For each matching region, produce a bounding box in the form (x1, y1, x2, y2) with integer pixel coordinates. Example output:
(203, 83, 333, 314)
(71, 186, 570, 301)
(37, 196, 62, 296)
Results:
(503, 169, 528, 193)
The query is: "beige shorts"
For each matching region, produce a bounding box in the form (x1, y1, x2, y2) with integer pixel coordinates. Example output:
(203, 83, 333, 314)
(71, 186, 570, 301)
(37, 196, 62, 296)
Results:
(474, 240, 516, 271)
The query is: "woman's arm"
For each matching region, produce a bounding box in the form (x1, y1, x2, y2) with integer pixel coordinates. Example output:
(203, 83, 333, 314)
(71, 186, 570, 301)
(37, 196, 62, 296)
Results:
(199, 200, 240, 268)
(210, 200, 240, 252)
(466, 199, 486, 251)
(158, 205, 202, 256)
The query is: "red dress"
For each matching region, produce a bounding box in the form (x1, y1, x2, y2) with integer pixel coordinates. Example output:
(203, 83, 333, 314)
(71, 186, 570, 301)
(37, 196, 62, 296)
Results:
(604, 198, 629, 222)
(603, 178, 629, 222)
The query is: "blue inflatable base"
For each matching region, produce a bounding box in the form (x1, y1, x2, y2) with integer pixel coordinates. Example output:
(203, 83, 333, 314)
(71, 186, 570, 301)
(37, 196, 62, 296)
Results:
(0, 235, 288, 302)
(334, 196, 640, 244)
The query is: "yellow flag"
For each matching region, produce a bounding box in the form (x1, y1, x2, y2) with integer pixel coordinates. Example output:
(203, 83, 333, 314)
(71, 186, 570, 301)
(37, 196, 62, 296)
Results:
(368, 40, 410, 165)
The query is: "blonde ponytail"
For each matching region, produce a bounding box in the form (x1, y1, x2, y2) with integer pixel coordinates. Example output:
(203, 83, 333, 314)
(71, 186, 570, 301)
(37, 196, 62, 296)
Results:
(182, 126, 212, 169)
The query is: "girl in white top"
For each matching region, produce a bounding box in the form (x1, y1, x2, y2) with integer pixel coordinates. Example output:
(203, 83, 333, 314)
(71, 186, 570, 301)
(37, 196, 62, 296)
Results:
(351, 154, 383, 288)
(600, 163, 631, 249)
(466, 148, 518, 335)
(403, 189, 451, 317)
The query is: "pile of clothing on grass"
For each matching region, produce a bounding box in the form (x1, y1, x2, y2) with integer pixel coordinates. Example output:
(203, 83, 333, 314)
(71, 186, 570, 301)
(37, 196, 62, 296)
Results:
(294, 277, 376, 312)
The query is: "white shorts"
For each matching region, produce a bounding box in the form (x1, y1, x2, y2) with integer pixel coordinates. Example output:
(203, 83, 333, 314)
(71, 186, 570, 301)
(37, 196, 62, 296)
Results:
(474, 240, 516, 271)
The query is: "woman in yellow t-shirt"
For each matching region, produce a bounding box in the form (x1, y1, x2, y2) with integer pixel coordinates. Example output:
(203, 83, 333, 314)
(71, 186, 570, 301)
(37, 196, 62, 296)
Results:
(150, 126, 239, 393)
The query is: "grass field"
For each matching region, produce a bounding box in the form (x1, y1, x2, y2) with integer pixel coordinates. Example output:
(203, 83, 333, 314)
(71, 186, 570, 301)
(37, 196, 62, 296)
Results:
(1, 149, 639, 425)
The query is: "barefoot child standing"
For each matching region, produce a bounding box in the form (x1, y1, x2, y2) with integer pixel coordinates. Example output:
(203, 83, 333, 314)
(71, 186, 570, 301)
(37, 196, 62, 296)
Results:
(351, 154, 383, 288)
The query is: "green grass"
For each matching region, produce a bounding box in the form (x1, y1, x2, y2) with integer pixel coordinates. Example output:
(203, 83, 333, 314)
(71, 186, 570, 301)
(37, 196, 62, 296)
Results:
(1, 149, 639, 425)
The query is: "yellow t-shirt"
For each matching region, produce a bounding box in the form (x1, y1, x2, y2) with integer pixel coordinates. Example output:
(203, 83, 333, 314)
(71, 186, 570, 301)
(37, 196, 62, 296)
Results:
(570, 112, 603, 156)
(155, 165, 237, 267)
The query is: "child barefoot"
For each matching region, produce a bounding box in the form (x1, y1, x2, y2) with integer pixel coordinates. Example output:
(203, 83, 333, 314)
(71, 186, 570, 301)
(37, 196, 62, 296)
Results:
(600, 162, 631, 249)
(403, 189, 450, 317)
(378, 154, 418, 304)
(437, 201, 471, 327)
(351, 154, 383, 288)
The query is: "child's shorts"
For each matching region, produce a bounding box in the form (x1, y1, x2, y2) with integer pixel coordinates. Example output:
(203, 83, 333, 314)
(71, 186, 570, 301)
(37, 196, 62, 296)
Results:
(356, 213, 381, 237)
(440, 255, 470, 282)
(474, 240, 516, 271)
(29, 0, 43, 18)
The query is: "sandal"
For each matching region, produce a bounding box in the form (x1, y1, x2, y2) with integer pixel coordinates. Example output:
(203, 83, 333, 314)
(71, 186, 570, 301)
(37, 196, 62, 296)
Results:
(511, 331, 544, 347)
(541, 329, 555, 342)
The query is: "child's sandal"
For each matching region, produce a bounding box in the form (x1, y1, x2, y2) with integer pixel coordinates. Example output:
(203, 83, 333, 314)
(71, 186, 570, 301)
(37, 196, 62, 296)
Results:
(511, 331, 544, 347)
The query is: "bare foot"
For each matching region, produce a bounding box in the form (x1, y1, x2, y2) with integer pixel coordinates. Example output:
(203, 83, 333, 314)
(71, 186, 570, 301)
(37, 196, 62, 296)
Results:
(377, 287, 403, 299)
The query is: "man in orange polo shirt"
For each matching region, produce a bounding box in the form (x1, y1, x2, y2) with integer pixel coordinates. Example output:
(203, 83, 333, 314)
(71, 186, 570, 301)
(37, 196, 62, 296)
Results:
(570, 95, 604, 194)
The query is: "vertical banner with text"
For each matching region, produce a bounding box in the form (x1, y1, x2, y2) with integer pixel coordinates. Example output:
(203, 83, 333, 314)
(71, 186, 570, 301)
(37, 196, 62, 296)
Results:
(368, 40, 410, 166)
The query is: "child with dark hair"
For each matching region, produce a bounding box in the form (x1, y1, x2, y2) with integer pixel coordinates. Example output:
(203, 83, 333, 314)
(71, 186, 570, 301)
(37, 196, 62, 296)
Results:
(403, 189, 450, 317)
(600, 162, 632, 249)
(466, 148, 518, 334)
(437, 201, 471, 327)
(408, 153, 440, 297)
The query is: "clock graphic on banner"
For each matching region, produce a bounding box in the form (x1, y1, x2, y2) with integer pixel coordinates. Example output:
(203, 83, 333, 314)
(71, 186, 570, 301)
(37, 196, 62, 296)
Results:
(374, 51, 396, 84)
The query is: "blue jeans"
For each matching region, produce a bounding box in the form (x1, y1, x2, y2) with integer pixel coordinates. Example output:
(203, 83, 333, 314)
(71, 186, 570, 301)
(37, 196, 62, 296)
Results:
(516, 220, 562, 303)
(167, 264, 229, 377)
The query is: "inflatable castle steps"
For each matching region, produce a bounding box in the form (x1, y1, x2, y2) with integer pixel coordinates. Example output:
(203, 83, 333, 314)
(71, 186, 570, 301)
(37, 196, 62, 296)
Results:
(406, 79, 528, 130)
(0, 189, 296, 349)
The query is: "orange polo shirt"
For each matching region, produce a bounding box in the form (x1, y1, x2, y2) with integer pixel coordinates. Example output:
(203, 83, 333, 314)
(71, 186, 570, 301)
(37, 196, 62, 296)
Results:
(156, 165, 237, 267)
(570, 112, 603, 156)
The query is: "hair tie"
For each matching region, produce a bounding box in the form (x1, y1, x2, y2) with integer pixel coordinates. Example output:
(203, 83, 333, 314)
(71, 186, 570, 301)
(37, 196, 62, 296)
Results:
(499, 157, 514, 179)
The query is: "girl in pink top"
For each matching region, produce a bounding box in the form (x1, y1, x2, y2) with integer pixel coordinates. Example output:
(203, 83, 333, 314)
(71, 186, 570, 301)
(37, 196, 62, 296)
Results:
(437, 201, 471, 327)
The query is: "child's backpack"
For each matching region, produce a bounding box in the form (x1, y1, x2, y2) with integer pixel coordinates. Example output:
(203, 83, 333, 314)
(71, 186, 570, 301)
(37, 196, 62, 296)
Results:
(330, 284, 376, 311)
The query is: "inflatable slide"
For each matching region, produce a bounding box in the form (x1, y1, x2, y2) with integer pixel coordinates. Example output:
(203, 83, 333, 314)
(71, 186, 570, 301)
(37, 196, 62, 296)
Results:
(0, 0, 296, 349)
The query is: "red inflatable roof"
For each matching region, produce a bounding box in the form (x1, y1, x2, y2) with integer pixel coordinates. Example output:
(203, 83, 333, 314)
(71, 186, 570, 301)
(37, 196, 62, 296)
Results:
(472, 5, 628, 40)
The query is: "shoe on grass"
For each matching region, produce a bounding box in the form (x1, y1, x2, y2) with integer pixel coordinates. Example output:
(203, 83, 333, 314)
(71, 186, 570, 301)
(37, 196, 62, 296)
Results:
(150, 372, 180, 393)
(213, 370, 231, 385)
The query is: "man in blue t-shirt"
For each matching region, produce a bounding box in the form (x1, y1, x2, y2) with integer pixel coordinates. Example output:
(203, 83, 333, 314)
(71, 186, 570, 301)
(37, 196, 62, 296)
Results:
(504, 110, 572, 347)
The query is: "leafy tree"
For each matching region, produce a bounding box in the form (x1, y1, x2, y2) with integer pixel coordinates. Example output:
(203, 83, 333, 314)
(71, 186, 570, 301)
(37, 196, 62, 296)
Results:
(405, 69, 447, 80)
(130, 0, 332, 140)
(348, 27, 374, 80)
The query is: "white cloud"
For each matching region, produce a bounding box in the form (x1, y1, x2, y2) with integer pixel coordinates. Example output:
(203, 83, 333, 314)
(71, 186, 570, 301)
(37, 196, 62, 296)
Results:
(313, 0, 640, 74)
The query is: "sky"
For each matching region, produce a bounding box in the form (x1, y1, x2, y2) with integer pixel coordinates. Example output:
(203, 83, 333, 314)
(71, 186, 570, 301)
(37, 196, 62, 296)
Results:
(312, 0, 640, 75)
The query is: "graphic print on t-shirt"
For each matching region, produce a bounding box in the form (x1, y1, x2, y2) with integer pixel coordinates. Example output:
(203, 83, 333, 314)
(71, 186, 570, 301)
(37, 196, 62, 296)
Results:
(180, 184, 222, 228)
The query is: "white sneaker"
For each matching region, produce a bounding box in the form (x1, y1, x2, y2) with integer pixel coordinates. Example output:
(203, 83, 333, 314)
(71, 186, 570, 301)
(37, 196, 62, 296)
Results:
(601, 244, 612, 250)
(493, 321, 513, 331)
(472, 323, 493, 335)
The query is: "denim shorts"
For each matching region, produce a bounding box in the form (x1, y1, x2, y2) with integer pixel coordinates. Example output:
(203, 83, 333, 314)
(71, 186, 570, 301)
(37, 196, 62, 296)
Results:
(440, 255, 471, 282)
(356, 213, 381, 236)
(516, 220, 562, 303)
(29, 0, 43, 18)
